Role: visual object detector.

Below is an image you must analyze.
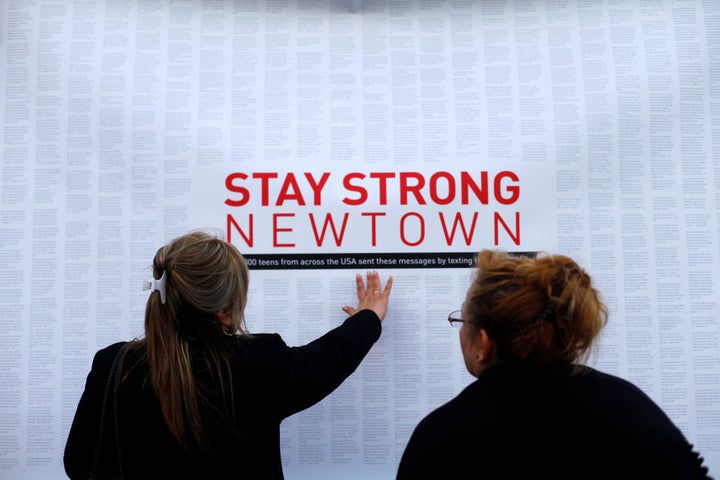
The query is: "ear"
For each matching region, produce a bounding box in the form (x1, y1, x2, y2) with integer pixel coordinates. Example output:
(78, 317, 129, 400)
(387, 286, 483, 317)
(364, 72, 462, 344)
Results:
(216, 309, 232, 327)
(477, 329, 494, 363)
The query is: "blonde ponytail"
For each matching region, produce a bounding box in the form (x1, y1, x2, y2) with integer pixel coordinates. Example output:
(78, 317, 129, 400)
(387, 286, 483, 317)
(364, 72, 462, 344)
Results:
(131, 230, 250, 450)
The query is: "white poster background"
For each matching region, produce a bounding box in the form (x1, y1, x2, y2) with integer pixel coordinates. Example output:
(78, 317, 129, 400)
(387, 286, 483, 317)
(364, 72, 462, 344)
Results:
(0, 1, 718, 478)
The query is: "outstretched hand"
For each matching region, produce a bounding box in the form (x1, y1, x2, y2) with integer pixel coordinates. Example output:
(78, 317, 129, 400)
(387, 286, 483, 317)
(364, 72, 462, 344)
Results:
(342, 270, 393, 321)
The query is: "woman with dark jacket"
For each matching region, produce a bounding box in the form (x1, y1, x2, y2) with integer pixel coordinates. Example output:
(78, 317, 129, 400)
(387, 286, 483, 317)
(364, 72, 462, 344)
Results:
(64, 230, 392, 479)
(397, 250, 711, 479)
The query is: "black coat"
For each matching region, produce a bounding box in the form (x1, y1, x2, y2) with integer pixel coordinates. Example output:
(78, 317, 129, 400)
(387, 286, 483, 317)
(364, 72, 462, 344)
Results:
(397, 364, 712, 479)
(64, 310, 381, 479)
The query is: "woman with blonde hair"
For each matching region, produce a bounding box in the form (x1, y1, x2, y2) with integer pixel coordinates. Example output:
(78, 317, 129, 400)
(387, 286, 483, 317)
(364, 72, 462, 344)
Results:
(65, 230, 392, 479)
(397, 249, 710, 479)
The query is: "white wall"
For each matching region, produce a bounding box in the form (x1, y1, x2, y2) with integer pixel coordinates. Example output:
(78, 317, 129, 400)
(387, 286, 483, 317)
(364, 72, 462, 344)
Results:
(0, 0, 718, 478)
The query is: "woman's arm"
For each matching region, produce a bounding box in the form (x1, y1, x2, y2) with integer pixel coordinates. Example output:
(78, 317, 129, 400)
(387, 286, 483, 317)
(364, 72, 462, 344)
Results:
(275, 309, 382, 417)
(274, 271, 392, 418)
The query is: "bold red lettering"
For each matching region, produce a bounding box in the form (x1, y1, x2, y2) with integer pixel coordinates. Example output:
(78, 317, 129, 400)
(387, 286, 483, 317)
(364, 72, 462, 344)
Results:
(400, 172, 426, 205)
(369, 172, 396, 205)
(225, 172, 250, 207)
(429, 171, 455, 205)
(361, 212, 386, 247)
(494, 212, 520, 245)
(342, 172, 368, 205)
(494, 171, 520, 204)
(276, 173, 305, 206)
(273, 213, 295, 247)
(227, 213, 253, 247)
(439, 212, 478, 246)
(309, 213, 349, 246)
(252, 172, 278, 206)
(460, 171, 489, 205)
(400, 212, 425, 246)
(305, 172, 331, 206)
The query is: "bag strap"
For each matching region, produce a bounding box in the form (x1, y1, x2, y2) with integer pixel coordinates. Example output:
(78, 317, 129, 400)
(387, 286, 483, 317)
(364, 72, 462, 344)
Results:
(91, 346, 125, 478)
(111, 348, 125, 478)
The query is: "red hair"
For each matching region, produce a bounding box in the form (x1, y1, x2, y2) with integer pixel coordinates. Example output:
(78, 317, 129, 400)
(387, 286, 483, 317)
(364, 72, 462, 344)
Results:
(465, 250, 608, 368)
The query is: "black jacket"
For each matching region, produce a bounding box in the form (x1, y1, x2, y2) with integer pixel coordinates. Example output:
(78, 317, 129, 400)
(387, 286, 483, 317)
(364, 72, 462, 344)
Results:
(64, 310, 381, 479)
(397, 364, 712, 479)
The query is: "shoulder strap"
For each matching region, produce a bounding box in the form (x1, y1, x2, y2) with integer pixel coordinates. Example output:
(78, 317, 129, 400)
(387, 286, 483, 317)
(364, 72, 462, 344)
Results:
(111, 347, 126, 478)
(91, 346, 125, 478)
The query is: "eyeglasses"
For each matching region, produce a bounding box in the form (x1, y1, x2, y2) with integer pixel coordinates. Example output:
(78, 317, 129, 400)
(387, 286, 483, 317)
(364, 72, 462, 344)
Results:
(448, 310, 465, 328)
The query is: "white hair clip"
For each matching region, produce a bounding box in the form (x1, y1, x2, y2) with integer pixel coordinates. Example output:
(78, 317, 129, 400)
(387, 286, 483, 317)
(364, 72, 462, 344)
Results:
(143, 271, 167, 304)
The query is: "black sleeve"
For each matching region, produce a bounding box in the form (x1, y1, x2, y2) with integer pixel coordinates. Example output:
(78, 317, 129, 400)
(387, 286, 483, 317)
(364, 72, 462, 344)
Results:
(681, 441, 713, 480)
(395, 414, 452, 480)
(273, 309, 382, 418)
(396, 423, 427, 480)
(63, 342, 125, 479)
(594, 372, 714, 479)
